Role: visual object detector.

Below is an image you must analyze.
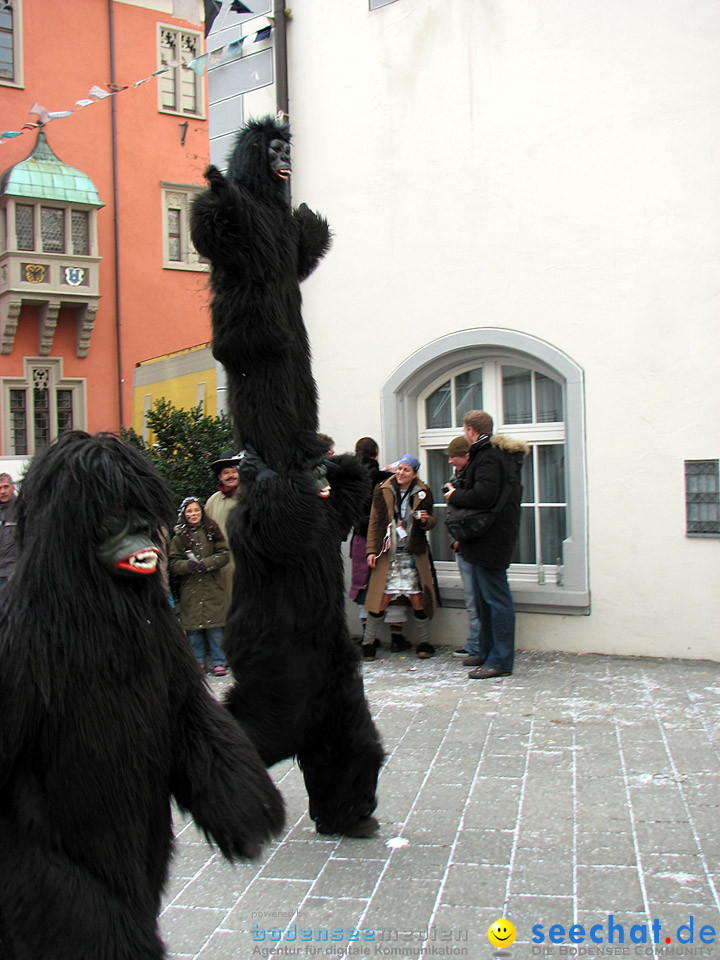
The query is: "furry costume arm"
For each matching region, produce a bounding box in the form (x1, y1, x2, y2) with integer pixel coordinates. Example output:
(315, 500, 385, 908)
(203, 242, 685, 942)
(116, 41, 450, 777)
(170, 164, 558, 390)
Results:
(293, 202, 332, 281)
(169, 661, 285, 860)
(325, 454, 371, 541)
(189, 165, 255, 269)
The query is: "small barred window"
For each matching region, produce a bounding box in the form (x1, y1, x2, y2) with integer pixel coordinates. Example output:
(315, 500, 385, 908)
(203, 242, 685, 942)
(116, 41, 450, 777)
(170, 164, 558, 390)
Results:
(685, 460, 720, 537)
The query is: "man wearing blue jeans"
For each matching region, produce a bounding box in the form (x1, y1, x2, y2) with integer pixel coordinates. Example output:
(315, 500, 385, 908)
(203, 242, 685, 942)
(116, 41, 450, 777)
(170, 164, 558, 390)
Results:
(445, 437, 483, 666)
(444, 411, 528, 679)
(456, 553, 482, 661)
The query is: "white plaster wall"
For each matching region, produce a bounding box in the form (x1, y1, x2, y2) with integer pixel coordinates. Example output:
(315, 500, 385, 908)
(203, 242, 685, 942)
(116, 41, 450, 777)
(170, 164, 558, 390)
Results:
(281, 0, 719, 660)
(0, 459, 29, 483)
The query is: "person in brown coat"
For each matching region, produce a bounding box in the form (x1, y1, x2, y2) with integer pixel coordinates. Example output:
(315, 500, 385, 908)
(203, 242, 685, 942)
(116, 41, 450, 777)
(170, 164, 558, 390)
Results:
(363, 455, 438, 660)
(169, 497, 229, 676)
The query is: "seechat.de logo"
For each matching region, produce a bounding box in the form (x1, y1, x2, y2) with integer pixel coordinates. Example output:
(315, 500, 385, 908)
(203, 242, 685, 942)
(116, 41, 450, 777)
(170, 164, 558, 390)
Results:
(531, 915, 716, 947)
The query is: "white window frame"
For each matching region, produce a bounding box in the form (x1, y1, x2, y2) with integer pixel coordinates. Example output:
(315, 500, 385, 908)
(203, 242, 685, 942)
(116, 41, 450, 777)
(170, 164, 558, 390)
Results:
(419, 358, 566, 578)
(1, 356, 86, 456)
(157, 24, 205, 119)
(161, 183, 208, 271)
(0, 0, 23, 89)
(381, 328, 589, 614)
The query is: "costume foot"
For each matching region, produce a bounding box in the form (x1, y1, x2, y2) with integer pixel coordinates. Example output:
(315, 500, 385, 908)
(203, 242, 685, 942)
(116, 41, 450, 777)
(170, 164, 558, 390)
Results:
(316, 816, 380, 839)
(416, 642, 435, 659)
(468, 665, 511, 680)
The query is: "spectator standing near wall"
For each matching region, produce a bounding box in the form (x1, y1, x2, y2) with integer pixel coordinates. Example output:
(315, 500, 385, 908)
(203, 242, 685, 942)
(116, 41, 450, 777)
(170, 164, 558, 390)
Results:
(364, 455, 438, 660)
(349, 438, 394, 644)
(445, 437, 483, 666)
(0, 473, 18, 593)
(169, 497, 229, 675)
(444, 411, 528, 679)
(204, 452, 240, 615)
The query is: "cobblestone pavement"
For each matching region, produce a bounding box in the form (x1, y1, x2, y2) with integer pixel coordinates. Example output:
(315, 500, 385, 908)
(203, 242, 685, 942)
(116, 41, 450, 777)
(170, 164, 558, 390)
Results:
(160, 649, 720, 960)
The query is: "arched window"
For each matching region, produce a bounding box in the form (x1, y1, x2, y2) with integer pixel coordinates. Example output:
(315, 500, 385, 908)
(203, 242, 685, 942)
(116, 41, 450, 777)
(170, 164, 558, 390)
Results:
(381, 329, 589, 614)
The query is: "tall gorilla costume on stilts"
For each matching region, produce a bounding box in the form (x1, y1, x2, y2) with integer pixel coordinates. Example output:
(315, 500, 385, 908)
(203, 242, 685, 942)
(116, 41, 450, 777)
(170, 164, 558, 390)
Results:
(0, 432, 285, 960)
(190, 117, 384, 838)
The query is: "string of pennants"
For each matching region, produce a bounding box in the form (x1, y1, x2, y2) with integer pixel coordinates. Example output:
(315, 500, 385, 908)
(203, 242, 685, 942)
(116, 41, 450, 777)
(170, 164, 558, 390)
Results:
(0, 22, 273, 147)
(186, 23, 271, 76)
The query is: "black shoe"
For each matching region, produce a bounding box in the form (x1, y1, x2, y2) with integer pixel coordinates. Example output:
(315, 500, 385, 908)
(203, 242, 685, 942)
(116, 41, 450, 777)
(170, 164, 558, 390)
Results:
(417, 642, 435, 659)
(390, 637, 412, 652)
(452, 647, 470, 657)
(361, 643, 376, 661)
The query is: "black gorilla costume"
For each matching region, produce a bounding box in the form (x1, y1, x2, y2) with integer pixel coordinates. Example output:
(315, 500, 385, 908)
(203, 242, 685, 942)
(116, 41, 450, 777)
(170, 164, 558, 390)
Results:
(0, 432, 285, 960)
(190, 117, 384, 837)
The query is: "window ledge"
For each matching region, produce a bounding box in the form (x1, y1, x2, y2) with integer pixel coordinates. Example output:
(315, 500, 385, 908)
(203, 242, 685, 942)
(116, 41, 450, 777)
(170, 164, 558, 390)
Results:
(437, 575, 590, 616)
(163, 261, 209, 272)
(158, 107, 205, 121)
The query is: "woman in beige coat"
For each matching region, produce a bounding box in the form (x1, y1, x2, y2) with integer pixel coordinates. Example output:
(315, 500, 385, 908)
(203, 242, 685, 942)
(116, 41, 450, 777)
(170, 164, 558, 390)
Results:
(363, 455, 438, 661)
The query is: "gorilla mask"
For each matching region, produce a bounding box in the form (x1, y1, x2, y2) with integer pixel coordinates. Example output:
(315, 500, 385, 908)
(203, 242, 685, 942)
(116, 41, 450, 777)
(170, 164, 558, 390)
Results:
(225, 116, 292, 203)
(268, 138, 291, 181)
(96, 510, 160, 576)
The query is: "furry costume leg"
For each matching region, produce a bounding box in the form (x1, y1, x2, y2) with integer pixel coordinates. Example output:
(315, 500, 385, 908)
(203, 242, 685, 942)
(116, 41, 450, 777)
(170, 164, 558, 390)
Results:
(190, 118, 384, 836)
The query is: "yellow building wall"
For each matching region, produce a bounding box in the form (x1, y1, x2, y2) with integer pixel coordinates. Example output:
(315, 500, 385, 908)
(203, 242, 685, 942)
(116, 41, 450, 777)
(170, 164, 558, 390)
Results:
(132, 344, 217, 442)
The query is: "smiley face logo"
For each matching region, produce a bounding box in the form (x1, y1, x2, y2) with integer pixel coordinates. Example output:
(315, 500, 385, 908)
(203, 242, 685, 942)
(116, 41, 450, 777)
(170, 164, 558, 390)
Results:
(488, 918, 516, 948)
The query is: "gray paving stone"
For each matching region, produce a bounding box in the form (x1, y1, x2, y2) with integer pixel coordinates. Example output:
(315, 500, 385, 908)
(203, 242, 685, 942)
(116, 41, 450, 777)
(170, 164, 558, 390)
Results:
(510, 858, 574, 898)
(159, 650, 720, 958)
(259, 842, 345, 881)
(575, 833, 637, 866)
(451, 828, 516, 866)
(159, 906, 227, 956)
(310, 857, 388, 900)
(576, 864, 646, 913)
(440, 862, 509, 907)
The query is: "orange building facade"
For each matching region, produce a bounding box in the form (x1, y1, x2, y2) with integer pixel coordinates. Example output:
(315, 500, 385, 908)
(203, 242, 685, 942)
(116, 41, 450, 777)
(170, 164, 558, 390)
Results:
(0, 0, 212, 466)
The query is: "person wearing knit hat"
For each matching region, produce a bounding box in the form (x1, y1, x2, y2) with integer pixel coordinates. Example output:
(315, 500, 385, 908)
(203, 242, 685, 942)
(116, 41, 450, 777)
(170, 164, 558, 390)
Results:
(444, 410, 529, 680)
(447, 436, 470, 459)
(362, 455, 439, 661)
(446, 437, 482, 666)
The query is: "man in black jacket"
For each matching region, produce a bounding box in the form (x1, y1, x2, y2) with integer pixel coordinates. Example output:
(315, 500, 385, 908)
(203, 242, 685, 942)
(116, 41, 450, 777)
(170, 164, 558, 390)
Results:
(444, 411, 528, 679)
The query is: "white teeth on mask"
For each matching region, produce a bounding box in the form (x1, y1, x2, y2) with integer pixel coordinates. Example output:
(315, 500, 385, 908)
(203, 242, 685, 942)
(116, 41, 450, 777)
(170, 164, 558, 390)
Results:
(128, 550, 159, 571)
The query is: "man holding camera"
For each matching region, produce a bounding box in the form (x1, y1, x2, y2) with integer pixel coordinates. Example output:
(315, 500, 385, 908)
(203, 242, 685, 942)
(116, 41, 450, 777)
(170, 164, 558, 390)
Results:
(445, 437, 483, 666)
(444, 411, 528, 679)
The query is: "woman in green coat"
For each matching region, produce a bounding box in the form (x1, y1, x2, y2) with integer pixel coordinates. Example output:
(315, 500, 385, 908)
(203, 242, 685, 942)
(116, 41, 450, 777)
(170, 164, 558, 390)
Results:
(169, 497, 229, 675)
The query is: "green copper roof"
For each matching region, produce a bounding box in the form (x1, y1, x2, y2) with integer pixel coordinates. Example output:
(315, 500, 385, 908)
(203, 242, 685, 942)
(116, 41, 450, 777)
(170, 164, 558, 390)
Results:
(0, 129, 103, 206)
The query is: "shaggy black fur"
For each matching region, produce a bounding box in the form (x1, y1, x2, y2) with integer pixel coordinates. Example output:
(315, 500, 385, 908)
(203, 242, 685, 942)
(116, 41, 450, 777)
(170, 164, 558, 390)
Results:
(190, 117, 330, 474)
(0, 432, 285, 960)
(190, 117, 384, 835)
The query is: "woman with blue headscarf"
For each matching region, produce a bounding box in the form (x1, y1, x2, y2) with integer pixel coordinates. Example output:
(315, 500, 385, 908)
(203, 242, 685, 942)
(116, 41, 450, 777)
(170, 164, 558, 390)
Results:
(362, 455, 439, 661)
